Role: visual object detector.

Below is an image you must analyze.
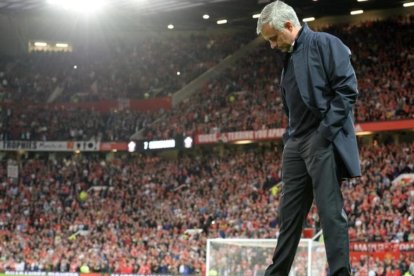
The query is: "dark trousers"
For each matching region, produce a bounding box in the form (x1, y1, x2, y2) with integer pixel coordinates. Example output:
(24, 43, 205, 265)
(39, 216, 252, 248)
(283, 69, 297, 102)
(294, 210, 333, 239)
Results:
(265, 130, 351, 276)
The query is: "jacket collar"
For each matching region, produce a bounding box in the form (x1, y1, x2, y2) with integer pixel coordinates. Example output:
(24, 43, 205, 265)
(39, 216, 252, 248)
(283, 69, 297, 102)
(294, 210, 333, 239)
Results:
(292, 23, 310, 53)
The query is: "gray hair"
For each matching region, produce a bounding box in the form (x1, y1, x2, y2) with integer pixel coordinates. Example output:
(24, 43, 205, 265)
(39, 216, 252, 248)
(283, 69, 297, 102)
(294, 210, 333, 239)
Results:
(256, 0, 301, 35)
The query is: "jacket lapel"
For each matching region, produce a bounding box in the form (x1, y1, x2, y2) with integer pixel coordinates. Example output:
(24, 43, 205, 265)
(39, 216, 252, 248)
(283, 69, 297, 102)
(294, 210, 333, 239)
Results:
(291, 25, 322, 118)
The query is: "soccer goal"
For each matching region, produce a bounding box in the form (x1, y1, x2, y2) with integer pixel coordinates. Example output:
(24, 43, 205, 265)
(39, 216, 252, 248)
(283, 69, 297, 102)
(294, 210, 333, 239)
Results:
(206, 238, 327, 276)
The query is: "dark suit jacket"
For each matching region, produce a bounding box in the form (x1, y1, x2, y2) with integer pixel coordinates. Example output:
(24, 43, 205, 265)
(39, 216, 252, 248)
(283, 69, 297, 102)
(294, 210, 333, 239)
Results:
(281, 24, 361, 178)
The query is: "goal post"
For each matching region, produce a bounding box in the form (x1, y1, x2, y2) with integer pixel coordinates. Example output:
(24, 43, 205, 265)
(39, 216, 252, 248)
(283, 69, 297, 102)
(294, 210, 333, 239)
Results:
(206, 238, 327, 276)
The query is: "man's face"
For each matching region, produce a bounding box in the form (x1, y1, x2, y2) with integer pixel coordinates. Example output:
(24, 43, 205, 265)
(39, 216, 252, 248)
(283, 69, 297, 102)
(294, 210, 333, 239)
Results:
(261, 22, 295, 52)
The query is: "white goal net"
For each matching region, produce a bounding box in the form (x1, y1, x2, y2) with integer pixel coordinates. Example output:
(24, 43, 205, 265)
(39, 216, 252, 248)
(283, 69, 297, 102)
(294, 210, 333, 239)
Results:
(206, 238, 327, 276)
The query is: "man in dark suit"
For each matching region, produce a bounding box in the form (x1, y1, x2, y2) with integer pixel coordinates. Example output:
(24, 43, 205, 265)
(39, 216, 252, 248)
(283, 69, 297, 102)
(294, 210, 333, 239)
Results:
(256, 1, 361, 275)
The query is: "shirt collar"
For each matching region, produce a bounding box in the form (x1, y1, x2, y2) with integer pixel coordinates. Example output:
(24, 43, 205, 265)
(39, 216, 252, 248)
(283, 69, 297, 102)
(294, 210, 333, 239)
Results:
(288, 25, 305, 53)
(288, 41, 295, 53)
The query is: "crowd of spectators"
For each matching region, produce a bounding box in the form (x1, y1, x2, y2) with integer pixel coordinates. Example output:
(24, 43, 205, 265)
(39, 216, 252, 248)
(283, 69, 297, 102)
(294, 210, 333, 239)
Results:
(0, 54, 59, 103)
(144, 16, 414, 139)
(0, 105, 160, 141)
(0, 140, 413, 274)
(0, 32, 253, 103)
(1, 17, 413, 142)
(143, 46, 286, 140)
(0, 15, 414, 275)
(327, 17, 414, 123)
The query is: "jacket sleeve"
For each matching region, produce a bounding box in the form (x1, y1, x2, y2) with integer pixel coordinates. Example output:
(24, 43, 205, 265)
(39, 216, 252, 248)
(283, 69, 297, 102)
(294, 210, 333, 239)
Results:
(316, 34, 358, 141)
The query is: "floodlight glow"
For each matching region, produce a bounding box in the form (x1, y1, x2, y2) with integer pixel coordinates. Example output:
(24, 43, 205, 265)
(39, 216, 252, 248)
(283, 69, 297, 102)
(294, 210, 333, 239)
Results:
(128, 141, 136, 152)
(56, 43, 69, 48)
(184, 137, 193, 149)
(357, 0, 368, 2)
(34, 42, 47, 47)
(302, 17, 315, 22)
(203, 14, 210, 19)
(350, 10, 364, 15)
(234, 140, 254, 145)
(217, 19, 227, 25)
(356, 131, 373, 136)
(403, 2, 414, 7)
(177, 71, 181, 76)
(47, 0, 107, 13)
(252, 14, 260, 19)
(167, 24, 174, 29)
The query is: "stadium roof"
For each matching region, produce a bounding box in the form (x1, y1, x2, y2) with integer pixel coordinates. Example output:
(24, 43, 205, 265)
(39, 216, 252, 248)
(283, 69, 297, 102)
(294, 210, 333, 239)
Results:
(0, 0, 411, 29)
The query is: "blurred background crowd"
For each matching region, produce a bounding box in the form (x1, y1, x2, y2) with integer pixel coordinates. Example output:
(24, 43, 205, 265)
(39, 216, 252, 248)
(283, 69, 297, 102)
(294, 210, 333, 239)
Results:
(0, 17, 413, 142)
(0, 140, 413, 274)
(0, 9, 413, 276)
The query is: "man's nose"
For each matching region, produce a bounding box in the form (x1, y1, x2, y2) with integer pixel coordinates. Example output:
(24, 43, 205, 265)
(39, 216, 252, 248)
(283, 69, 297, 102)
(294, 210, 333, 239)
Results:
(270, 41, 277, 49)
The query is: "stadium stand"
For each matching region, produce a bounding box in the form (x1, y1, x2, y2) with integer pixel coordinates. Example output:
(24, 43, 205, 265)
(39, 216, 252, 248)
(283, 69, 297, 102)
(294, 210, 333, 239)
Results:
(0, 141, 413, 274)
(144, 17, 414, 140)
(0, 4, 414, 275)
(1, 17, 413, 142)
(0, 33, 253, 103)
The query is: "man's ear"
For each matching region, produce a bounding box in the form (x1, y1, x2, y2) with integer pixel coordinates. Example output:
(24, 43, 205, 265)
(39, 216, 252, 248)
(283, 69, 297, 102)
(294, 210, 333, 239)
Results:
(284, 21, 293, 31)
